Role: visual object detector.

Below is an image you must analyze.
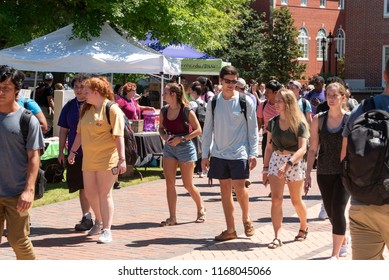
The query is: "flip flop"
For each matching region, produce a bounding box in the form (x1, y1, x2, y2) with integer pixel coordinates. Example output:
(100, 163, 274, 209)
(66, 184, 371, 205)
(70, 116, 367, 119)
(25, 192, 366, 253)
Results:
(160, 218, 177, 227)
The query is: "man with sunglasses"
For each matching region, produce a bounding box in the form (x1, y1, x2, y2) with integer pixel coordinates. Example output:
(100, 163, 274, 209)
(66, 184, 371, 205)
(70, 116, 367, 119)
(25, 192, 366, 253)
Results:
(202, 65, 258, 241)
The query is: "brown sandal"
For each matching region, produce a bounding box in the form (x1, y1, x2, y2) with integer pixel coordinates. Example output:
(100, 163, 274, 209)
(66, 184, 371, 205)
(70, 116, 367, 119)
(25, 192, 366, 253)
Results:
(195, 207, 206, 223)
(160, 218, 177, 227)
(268, 238, 283, 249)
(294, 227, 308, 241)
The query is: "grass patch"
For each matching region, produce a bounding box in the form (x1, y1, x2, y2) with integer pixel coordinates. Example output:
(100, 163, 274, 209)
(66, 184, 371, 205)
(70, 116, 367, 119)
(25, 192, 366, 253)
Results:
(33, 167, 164, 208)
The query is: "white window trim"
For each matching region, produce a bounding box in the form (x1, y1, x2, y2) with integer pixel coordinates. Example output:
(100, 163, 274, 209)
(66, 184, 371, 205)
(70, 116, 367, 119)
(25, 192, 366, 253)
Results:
(301, 0, 307, 7)
(338, 0, 344, 10)
(281, 0, 288, 5)
(320, 0, 326, 8)
(385, 0, 389, 17)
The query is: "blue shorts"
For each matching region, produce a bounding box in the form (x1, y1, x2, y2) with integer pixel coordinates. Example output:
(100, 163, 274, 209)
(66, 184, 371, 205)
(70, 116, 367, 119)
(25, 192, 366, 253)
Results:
(208, 157, 249, 180)
(163, 140, 197, 162)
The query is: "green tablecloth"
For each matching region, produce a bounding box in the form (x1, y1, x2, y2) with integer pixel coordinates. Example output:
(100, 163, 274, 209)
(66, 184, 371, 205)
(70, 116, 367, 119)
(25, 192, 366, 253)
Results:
(41, 140, 66, 161)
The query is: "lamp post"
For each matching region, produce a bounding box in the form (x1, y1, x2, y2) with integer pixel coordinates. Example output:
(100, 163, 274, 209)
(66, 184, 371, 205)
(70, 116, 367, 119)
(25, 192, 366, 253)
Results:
(321, 37, 326, 74)
(327, 31, 333, 74)
(334, 49, 339, 76)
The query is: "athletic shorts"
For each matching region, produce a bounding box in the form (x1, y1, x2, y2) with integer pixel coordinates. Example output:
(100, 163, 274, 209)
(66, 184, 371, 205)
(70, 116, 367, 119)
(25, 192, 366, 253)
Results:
(208, 157, 249, 180)
(66, 157, 84, 193)
(268, 152, 305, 182)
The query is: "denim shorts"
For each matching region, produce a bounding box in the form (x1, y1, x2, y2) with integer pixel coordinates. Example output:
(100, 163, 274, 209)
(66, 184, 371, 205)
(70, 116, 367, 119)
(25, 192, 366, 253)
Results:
(163, 140, 197, 162)
(208, 157, 249, 180)
(268, 152, 305, 182)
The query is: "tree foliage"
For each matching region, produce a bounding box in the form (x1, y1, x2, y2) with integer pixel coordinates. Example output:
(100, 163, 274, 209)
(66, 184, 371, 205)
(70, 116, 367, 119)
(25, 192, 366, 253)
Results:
(0, 0, 249, 50)
(207, 4, 267, 81)
(260, 7, 306, 84)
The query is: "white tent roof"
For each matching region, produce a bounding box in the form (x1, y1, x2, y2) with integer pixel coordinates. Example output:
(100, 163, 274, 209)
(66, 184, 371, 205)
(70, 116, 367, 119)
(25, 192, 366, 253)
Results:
(0, 23, 181, 75)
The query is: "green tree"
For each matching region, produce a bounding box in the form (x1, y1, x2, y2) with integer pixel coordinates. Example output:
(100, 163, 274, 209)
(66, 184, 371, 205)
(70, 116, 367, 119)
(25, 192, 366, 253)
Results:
(0, 0, 249, 50)
(260, 7, 306, 84)
(207, 4, 267, 80)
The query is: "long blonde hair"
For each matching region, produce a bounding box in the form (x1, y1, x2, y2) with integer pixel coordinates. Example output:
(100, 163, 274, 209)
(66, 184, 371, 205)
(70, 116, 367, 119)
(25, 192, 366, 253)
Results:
(80, 77, 114, 118)
(278, 88, 310, 138)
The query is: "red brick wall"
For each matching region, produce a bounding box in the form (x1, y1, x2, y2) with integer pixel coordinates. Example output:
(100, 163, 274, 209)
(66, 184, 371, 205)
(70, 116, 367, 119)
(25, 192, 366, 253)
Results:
(345, 0, 389, 87)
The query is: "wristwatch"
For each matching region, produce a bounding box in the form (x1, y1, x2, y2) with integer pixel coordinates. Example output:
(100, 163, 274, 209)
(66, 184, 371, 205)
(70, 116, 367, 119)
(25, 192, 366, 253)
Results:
(286, 160, 294, 166)
(181, 136, 187, 143)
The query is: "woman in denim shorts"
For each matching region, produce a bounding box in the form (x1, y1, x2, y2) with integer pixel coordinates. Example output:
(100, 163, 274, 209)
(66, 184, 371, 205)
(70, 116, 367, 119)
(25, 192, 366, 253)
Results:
(262, 88, 310, 249)
(158, 82, 206, 226)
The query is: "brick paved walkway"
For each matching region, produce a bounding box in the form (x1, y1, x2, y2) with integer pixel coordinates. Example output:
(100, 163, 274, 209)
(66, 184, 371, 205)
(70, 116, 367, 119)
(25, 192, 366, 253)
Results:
(1, 160, 387, 260)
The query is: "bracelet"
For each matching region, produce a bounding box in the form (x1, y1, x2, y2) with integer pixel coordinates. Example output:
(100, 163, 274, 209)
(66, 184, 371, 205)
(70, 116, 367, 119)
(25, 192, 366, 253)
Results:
(70, 150, 78, 155)
(263, 166, 269, 169)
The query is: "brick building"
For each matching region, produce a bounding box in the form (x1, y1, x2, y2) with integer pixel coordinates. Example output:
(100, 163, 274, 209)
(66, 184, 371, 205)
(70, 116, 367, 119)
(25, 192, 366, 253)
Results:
(345, 1, 389, 89)
(255, 0, 345, 81)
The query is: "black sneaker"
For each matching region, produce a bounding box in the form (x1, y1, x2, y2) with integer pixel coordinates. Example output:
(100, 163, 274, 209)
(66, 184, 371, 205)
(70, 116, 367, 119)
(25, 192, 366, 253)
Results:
(75, 217, 94, 231)
(113, 181, 121, 189)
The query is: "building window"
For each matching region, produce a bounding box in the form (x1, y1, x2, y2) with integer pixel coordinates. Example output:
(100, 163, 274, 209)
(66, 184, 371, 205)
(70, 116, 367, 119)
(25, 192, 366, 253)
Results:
(281, 0, 288, 5)
(385, 0, 389, 16)
(301, 0, 307, 6)
(317, 29, 327, 60)
(320, 0, 326, 8)
(339, 0, 344, 9)
(298, 28, 309, 59)
(334, 28, 345, 58)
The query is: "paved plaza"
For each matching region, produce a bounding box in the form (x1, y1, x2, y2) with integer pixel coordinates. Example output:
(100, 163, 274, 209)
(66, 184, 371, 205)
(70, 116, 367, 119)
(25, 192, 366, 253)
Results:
(5, 158, 387, 261)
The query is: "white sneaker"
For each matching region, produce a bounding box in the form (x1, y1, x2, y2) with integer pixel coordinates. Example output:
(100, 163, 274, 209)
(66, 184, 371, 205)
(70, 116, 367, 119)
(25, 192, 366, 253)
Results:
(339, 234, 351, 257)
(327, 256, 338, 260)
(318, 203, 328, 220)
(87, 220, 103, 236)
(98, 229, 112, 243)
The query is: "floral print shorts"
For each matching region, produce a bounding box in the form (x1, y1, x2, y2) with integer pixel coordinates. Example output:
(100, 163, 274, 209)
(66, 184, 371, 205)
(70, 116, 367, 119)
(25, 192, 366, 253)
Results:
(268, 152, 305, 182)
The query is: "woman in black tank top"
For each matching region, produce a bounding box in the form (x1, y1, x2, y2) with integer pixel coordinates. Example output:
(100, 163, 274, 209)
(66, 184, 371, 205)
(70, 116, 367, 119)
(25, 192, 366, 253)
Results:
(305, 82, 351, 259)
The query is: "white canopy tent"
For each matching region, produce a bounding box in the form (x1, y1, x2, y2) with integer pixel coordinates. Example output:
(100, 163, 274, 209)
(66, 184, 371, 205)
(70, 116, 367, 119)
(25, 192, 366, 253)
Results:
(0, 23, 181, 75)
(0, 23, 181, 108)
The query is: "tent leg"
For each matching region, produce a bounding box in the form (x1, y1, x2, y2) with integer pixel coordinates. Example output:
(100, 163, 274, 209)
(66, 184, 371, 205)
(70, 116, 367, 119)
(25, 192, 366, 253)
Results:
(33, 72, 38, 99)
(160, 72, 164, 109)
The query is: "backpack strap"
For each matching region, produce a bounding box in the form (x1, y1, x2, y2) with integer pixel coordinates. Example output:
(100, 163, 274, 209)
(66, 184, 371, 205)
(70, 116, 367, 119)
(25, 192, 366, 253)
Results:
(20, 109, 33, 145)
(183, 106, 191, 131)
(262, 99, 268, 111)
(317, 111, 328, 134)
(238, 92, 247, 121)
(105, 101, 114, 125)
(302, 98, 307, 114)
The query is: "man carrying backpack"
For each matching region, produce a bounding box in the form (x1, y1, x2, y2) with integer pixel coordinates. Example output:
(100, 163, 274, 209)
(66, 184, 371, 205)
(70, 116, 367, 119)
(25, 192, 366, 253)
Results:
(0, 65, 45, 259)
(201, 65, 258, 241)
(35, 73, 55, 137)
(341, 58, 389, 260)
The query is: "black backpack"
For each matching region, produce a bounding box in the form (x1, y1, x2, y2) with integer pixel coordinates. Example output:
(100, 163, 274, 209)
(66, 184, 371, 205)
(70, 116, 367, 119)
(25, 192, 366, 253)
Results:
(341, 97, 389, 205)
(20, 110, 47, 200)
(106, 101, 138, 166)
(194, 100, 206, 128)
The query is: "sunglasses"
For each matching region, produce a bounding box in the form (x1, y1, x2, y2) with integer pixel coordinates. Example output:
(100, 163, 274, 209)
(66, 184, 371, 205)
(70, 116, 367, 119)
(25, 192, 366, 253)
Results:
(223, 78, 238, 85)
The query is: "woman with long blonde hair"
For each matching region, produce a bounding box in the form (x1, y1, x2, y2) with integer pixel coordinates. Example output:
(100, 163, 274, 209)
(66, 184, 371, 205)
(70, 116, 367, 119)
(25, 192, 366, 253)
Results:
(158, 82, 205, 226)
(262, 88, 310, 249)
(68, 77, 126, 244)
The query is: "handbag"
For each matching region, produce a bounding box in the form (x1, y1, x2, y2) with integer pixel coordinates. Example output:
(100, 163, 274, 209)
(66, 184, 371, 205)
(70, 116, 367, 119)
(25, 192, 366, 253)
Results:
(35, 168, 47, 200)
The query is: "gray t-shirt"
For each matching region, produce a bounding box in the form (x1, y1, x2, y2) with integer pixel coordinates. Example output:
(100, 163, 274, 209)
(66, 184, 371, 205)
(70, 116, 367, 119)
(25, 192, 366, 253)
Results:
(0, 107, 45, 197)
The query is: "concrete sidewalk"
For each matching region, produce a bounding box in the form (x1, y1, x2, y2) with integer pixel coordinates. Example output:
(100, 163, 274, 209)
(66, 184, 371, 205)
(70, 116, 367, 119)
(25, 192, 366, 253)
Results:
(0, 161, 386, 260)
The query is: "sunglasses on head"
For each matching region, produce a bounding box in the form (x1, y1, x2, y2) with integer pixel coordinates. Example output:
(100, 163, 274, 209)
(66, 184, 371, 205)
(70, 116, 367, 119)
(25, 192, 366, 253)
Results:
(223, 78, 238, 85)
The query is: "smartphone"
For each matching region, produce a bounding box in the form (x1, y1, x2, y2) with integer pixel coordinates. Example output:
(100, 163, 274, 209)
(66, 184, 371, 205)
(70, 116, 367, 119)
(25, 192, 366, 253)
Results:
(111, 166, 118, 175)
